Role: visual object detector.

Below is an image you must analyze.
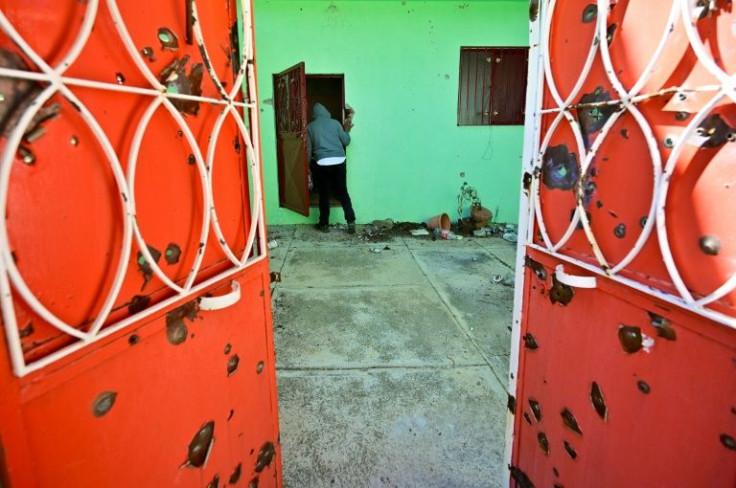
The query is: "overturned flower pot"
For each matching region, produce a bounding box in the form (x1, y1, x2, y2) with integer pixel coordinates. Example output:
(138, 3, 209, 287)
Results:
(470, 205, 493, 228)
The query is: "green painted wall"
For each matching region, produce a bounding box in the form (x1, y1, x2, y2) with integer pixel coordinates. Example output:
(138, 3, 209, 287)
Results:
(253, 0, 528, 225)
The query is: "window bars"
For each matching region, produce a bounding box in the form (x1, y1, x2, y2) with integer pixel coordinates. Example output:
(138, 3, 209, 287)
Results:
(0, 0, 266, 377)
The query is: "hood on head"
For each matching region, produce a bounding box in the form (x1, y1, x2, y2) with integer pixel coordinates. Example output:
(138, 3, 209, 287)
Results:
(312, 102, 331, 119)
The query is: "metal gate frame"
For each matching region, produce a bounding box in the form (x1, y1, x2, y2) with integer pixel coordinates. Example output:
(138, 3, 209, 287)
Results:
(0, 0, 267, 377)
(505, 0, 736, 480)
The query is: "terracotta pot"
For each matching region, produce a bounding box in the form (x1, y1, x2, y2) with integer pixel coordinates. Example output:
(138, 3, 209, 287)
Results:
(427, 213, 451, 230)
(470, 205, 492, 223)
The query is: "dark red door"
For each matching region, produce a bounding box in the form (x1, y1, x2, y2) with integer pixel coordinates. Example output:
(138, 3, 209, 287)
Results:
(508, 1, 736, 486)
(273, 62, 309, 216)
(0, 0, 282, 486)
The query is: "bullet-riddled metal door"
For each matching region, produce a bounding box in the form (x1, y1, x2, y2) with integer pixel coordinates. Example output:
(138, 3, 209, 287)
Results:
(0, 1, 282, 486)
(507, 1, 736, 486)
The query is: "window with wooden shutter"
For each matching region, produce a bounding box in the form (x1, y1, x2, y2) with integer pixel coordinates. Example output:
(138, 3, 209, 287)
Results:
(457, 47, 529, 126)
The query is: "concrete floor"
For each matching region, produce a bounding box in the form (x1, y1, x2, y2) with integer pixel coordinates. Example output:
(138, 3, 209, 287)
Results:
(268, 224, 516, 488)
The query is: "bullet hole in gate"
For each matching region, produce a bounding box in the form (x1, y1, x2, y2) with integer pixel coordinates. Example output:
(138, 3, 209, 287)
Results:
(590, 382, 607, 420)
(18, 322, 34, 338)
(249, 477, 260, 488)
(640, 216, 648, 228)
(228, 409, 234, 421)
(721, 434, 736, 451)
(187, 421, 215, 467)
(606, 23, 617, 45)
(234, 135, 241, 154)
(699, 235, 721, 256)
(697, 114, 733, 148)
(614, 223, 626, 238)
(524, 413, 533, 425)
(255, 442, 276, 472)
(19, 146, 35, 165)
(618, 325, 643, 353)
(92, 391, 117, 417)
(577, 87, 617, 135)
(140, 46, 155, 62)
(165, 243, 181, 264)
(115, 72, 126, 85)
(187, 154, 196, 165)
(137, 245, 162, 290)
(529, 0, 539, 21)
(561, 408, 583, 436)
(529, 398, 542, 422)
(159, 55, 204, 115)
(524, 260, 546, 284)
(508, 394, 517, 414)
(206, 475, 220, 488)
(563, 441, 578, 460)
(128, 295, 151, 315)
(157, 27, 179, 51)
(542, 145, 580, 190)
(227, 354, 240, 376)
(166, 300, 200, 346)
(550, 274, 574, 306)
(509, 465, 534, 488)
(648, 311, 676, 340)
(224, 343, 231, 354)
(538, 432, 550, 455)
(523, 333, 539, 350)
(553, 467, 560, 478)
(256, 361, 265, 374)
(128, 334, 140, 345)
(637, 380, 651, 394)
(229, 463, 242, 483)
(582, 4, 597, 23)
(675, 111, 690, 121)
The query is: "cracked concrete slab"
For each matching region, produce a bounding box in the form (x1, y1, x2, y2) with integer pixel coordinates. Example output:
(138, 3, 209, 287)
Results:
(410, 249, 514, 360)
(277, 367, 507, 488)
(273, 286, 484, 369)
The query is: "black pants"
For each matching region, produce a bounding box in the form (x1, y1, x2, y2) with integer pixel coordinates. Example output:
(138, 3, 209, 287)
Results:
(316, 162, 355, 225)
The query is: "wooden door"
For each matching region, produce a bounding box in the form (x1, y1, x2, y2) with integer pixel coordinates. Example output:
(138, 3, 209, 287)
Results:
(273, 62, 309, 216)
(508, 1, 736, 486)
(0, 0, 282, 486)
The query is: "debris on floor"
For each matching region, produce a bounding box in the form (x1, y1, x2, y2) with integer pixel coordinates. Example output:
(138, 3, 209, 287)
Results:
(410, 229, 430, 236)
(267, 240, 278, 250)
(492, 273, 516, 287)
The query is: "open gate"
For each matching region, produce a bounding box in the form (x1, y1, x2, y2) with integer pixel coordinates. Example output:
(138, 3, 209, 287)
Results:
(0, 0, 281, 486)
(508, 0, 736, 486)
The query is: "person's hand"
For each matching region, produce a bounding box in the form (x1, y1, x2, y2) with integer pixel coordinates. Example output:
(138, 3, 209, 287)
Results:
(343, 119, 354, 132)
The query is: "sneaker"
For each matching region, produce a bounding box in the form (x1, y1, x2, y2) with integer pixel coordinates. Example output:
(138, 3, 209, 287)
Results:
(315, 223, 330, 233)
(347, 222, 356, 234)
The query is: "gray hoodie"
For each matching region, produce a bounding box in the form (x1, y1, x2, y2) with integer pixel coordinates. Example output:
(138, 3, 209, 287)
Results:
(307, 103, 351, 162)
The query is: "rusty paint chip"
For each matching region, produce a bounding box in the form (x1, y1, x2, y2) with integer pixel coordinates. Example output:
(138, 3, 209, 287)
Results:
(549, 274, 574, 306)
(128, 295, 151, 315)
(137, 245, 162, 290)
(166, 300, 200, 346)
(187, 421, 215, 468)
(92, 391, 117, 417)
(18, 322, 34, 338)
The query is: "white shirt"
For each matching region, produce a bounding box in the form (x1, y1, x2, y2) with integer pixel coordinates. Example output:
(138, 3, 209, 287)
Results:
(317, 156, 346, 166)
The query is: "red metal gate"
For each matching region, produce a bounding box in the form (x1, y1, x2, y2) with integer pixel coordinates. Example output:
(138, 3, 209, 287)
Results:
(508, 0, 736, 486)
(0, 0, 281, 486)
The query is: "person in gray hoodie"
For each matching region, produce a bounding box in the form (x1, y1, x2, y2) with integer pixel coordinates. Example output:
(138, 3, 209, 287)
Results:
(307, 102, 356, 233)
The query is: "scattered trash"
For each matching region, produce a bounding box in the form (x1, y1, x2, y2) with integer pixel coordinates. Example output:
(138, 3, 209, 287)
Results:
(372, 218, 394, 229)
(433, 228, 463, 240)
(370, 248, 382, 253)
(410, 229, 430, 236)
(473, 229, 488, 237)
(492, 273, 516, 287)
(503, 231, 518, 243)
(267, 240, 278, 250)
